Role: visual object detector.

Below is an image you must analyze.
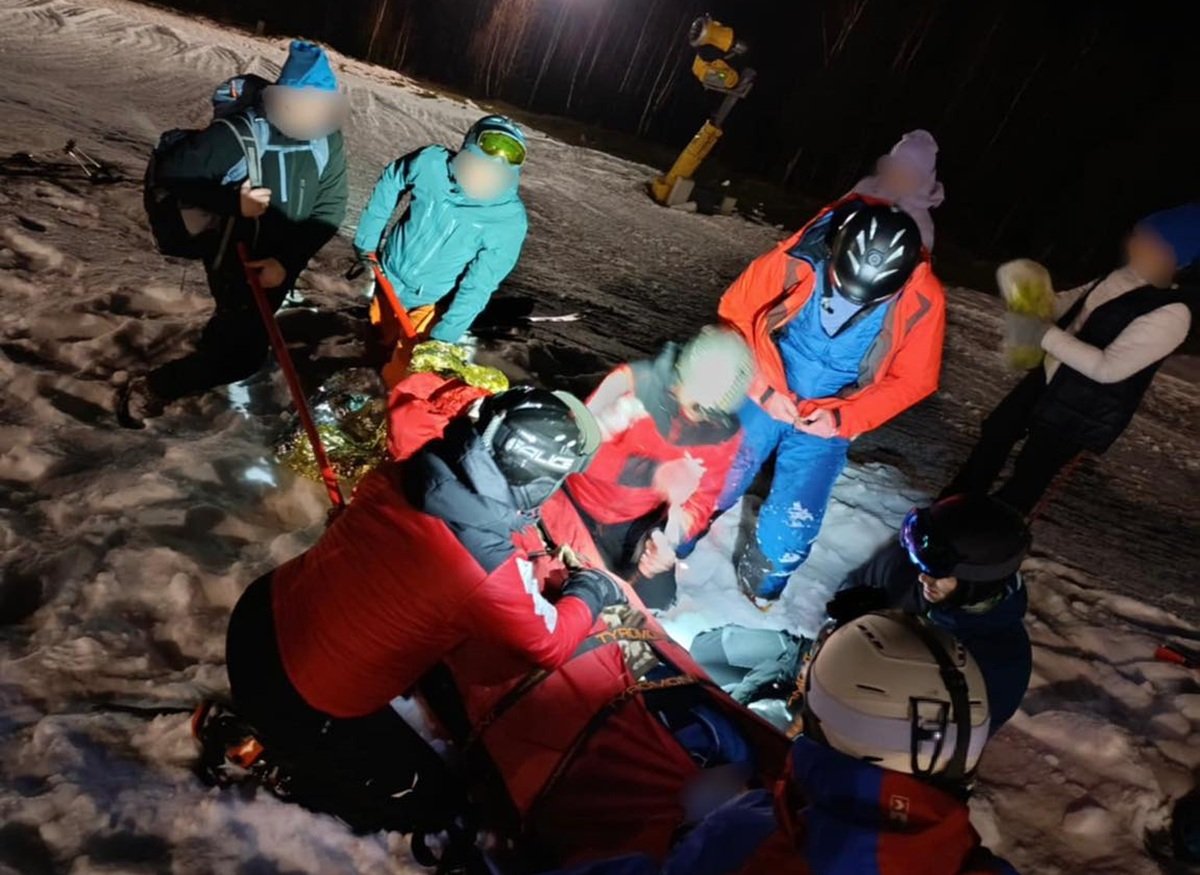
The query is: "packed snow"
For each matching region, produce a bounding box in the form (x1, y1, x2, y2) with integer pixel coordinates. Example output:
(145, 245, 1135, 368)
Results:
(0, 1, 1197, 873)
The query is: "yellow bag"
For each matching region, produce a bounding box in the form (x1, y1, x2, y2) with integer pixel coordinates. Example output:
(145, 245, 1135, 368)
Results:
(996, 259, 1055, 370)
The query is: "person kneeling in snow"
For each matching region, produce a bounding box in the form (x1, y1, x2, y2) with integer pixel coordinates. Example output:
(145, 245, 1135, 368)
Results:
(554, 327, 753, 610)
(545, 612, 1017, 875)
(943, 202, 1199, 514)
(692, 494, 1033, 737)
(353, 115, 529, 378)
(120, 41, 349, 427)
(217, 387, 624, 834)
(717, 199, 946, 604)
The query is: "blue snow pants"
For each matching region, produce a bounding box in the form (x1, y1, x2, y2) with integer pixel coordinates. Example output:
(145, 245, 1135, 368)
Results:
(718, 399, 850, 599)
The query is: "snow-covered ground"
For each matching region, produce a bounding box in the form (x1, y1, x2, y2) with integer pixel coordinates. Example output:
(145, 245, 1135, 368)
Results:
(0, 1, 1197, 872)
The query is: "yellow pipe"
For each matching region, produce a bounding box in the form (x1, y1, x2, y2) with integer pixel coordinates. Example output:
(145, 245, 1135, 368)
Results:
(651, 120, 723, 204)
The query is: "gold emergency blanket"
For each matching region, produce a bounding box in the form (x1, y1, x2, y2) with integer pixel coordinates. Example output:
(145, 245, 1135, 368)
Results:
(274, 343, 509, 486)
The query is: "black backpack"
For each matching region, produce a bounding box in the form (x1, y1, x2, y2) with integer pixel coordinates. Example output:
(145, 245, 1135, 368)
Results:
(143, 74, 271, 260)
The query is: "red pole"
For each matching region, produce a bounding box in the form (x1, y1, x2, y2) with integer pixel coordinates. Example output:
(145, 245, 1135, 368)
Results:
(238, 244, 345, 512)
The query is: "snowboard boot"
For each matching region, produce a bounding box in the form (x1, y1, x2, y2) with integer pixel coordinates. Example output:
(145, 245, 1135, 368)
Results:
(116, 376, 166, 429)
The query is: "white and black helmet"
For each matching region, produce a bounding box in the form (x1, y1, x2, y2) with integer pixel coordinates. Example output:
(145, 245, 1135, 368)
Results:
(802, 611, 990, 788)
(828, 203, 922, 305)
(475, 386, 601, 510)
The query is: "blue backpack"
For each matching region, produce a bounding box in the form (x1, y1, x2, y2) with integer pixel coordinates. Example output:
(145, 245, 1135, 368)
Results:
(144, 74, 330, 260)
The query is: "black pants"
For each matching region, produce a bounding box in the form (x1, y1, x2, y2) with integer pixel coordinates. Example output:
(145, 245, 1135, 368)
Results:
(147, 255, 289, 402)
(572, 498, 677, 611)
(943, 371, 1084, 514)
(225, 573, 463, 833)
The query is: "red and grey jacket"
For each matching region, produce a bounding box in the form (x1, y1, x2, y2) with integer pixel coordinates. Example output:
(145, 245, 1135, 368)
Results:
(271, 422, 601, 719)
(564, 347, 742, 545)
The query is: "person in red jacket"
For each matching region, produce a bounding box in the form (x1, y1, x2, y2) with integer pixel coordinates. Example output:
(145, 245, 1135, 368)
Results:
(216, 386, 624, 835)
(718, 198, 946, 603)
(559, 327, 754, 609)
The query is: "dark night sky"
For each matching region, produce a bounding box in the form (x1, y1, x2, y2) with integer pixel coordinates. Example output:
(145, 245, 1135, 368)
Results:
(160, 0, 1197, 280)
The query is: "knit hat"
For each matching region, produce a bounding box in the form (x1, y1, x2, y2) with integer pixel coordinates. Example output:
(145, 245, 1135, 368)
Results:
(1138, 202, 1200, 270)
(276, 40, 338, 92)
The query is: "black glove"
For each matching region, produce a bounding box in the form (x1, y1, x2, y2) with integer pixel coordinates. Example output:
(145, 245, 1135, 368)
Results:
(562, 568, 627, 619)
(825, 584, 890, 625)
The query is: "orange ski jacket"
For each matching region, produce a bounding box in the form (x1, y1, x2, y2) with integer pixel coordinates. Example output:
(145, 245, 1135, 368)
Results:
(718, 196, 946, 439)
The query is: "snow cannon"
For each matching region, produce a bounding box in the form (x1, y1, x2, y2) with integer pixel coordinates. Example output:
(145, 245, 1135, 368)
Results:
(650, 16, 755, 211)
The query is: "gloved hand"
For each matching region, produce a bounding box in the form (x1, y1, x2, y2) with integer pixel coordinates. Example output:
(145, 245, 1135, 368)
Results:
(562, 568, 627, 618)
(825, 584, 890, 624)
(1003, 311, 1052, 369)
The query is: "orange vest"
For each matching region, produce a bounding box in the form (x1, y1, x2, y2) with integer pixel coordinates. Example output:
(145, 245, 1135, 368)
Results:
(718, 196, 946, 438)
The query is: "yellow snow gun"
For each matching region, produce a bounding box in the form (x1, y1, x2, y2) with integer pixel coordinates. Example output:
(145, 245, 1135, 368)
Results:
(651, 16, 755, 209)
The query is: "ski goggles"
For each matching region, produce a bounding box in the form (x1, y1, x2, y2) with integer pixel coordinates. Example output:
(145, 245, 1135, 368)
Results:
(475, 129, 527, 167)
(900, 508, 960, 579)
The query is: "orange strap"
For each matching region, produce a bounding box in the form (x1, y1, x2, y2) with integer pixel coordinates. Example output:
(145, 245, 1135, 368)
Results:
(367, 254, 419, 340)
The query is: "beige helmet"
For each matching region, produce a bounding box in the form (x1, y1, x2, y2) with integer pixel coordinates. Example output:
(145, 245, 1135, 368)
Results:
(802, 611, 990, 784)
(675, 326, 754, 417)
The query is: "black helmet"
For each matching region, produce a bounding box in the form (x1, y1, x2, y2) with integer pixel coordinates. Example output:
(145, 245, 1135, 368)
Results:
(900, 495, 1031, 586)
(476, 386, 601, 510)
(828, 203, 922, 305)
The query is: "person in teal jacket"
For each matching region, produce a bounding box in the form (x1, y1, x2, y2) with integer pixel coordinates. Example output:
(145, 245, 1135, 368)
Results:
(353, 115, 529, 344)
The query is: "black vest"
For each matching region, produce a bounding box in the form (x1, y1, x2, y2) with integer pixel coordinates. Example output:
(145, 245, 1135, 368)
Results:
(1033, 280, 1195, 453)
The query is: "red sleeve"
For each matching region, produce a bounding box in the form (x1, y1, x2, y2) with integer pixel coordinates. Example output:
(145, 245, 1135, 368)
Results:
(466, 555, 597, 670)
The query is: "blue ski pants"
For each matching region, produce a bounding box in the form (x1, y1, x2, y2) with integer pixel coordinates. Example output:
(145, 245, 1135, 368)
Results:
(717, 400, 850, 598)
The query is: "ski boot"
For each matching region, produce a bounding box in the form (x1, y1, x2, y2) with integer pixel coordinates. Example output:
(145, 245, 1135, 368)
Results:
(116, 377, 165, 430)
(191, 700, 273, 788)
(734, 550, 785, 611)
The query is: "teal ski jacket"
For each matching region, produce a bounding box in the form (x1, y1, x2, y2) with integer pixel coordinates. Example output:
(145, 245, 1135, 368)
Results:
(353, 145, 528, 343)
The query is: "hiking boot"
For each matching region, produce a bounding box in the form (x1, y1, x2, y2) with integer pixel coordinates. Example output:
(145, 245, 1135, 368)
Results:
(116, 377, 165, 429)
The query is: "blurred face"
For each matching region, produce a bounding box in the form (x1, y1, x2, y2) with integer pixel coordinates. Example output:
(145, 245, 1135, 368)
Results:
(263, 86, 347, 140)
(1126, 228, 1178, 288)
(918, 573, 958, 604)
(878, 156, 923, 199)
(453, 150, 514, 201)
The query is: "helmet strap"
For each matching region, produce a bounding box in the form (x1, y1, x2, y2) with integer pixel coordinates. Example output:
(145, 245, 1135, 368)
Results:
(901, 615, 972, 786)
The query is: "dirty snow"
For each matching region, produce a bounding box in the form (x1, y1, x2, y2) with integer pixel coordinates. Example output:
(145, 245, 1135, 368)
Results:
(0, 0, 1197, 873)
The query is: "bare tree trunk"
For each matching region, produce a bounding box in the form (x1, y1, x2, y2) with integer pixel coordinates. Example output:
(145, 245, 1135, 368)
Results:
(620, 0, 660, 93)
(529, 2, 568, 105)
(829, 0, 870, 63)
(365, 0, 390, 63)
(982, 48, 1047, 157)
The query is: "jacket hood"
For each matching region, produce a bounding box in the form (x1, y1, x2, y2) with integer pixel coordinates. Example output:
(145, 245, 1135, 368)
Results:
(789, 737, 1000, 875)
(402, 420, 529, 537)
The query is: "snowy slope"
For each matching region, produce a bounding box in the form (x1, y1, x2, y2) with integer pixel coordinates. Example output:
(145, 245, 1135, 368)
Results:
(0, 1, 1197, 873)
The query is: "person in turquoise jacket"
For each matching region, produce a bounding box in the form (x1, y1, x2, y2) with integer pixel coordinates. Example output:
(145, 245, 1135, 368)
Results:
(353, 115, 529, 344)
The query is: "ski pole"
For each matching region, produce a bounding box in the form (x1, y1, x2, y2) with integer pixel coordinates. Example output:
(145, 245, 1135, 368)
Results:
(367, 254, 419, 340)
(237, 244, 345, 513)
